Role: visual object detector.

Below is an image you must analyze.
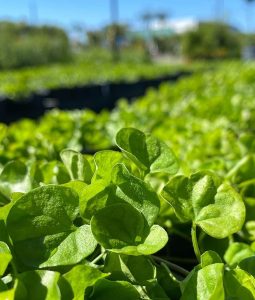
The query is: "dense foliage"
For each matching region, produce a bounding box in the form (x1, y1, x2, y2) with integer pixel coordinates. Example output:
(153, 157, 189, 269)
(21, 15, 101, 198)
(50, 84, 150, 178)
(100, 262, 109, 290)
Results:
(0, 61, 253, 174)
(0, 21, 71, 69)
(1, 62, 255, 298)
(0, 59, 185, 100)
(0, 127, 250, 299)
(182, 22, 241, 60)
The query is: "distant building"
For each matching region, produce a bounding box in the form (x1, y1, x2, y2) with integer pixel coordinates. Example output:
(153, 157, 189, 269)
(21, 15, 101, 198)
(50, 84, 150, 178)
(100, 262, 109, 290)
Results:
(127, 27, 175, 41)
(128, 18, 198, 41)
(150, 18, 198, 34)
(127, 18, 199, 56)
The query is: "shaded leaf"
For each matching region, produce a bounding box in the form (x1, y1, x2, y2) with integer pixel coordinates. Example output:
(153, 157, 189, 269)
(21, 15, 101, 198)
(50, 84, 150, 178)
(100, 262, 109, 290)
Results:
(85, 279, 140, 300)
(7, 185, 81, 267)
(59, 265, 108, 300)
(116, 128, 178, 176)
(162, 172, 245, 238)
(60, 149, 93, 184)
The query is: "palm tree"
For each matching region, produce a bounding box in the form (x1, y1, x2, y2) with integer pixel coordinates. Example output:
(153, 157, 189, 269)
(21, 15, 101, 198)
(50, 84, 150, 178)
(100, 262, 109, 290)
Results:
(156, 12, 168, 24)
(141, 13, 153, 30)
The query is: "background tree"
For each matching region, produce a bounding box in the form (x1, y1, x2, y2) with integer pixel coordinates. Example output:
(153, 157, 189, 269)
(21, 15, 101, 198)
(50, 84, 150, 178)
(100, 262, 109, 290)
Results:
(182, 22, 241, 60)
(0, 21, 71, 69)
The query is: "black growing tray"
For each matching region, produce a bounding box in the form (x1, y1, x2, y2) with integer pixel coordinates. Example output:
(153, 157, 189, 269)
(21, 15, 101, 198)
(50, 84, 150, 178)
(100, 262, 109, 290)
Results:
(0, 71, 192, 124)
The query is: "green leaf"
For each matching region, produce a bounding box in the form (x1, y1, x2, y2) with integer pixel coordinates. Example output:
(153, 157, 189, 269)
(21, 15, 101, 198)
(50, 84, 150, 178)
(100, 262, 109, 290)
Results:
(93, 150, 123, 183)
(0, 282, 16, 299)
(196, 183, 245, 238)
(224, 242, 255, 266)
(63, 180, 88, 208)
(161, 172, 219, 222)
(40, 161, 70, 184)
(0, 241, 12, 276)
(111, 164, 160, 226)
(40, 225, 97, 268)
(156, 264, 181, 300)
(6, 185, 82, 268)
(227, 155, 255, 184)
(17, 270, 60, 300)
(239, 256, 255, 277)
(59, 265, 108, 300)
(81, 164, 160, 226)
(224, 268, 255, 299)
(91, 203, 167, 256)
(116, 128, 178, 176)
(84, 279, 141, 300)
(0, 191, 9, 206)
(131, 225, 168, 256)
(0, 279, 8, 292)
(80, 180, 114, 220)
(161, 172, 245, 238)
(91, 203, 148, 250)
(11, 192, 25, 201)
(0, 161, 40, 200)
(142, 279, 169, 300)
(104, 253, 156, 284)
(245, 221, 255, 241)
(181, 263, 225, 300)
(60, 149, 93, 184)
(201, 251, 222, 268)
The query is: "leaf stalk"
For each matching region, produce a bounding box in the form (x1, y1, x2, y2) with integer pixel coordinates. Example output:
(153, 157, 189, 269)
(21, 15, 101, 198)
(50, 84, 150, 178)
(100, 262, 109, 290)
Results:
(191, 223, 201, 262)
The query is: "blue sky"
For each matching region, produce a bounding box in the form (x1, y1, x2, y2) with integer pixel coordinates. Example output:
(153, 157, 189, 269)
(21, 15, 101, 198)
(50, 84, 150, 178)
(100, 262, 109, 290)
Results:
(0, 0, 254, 32)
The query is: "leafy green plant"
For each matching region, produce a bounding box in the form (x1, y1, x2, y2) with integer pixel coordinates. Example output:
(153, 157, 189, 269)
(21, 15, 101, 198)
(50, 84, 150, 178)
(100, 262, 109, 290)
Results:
(0, 128, 253, 299)
(0, 59, 186, 100)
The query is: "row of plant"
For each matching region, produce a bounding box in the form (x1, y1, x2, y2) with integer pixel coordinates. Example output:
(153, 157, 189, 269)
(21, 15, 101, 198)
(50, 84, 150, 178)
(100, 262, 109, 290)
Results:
(0, 61, 254, 175)
(0, 127, 254, 299)
(1, 62, 255, 298)
(0, 59, 187, 100)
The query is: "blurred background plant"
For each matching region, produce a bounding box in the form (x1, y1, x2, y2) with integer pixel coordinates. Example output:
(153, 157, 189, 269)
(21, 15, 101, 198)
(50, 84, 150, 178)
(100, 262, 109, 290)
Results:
(0, 21, 71, 69)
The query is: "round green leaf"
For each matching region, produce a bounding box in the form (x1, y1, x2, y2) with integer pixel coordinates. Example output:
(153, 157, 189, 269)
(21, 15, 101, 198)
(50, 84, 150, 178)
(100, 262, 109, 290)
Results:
(111, 164, 160, 226)
(6, 185, 80, 267)
(116, 128, 179, 176)
(0, 161, 40, 199)
(224, 268, 255, 299)
(60, 149, 93, 183)
(85, 279, 140, 300)
(239, 256, 255, 277)
(201, 250, 222, 268)
(162, 172, 245, 238)
(135, 225, 168, 255)
(181, 263, 224, 300)
(40, 225, 97, 267)
(196, 183, 245, 238)
(60, 265, 109, 300)
(91, 203, 149, 250)
(224, 242, 255, 266)
(17, 270, 60, 300)
(104, 253, 156, 284)
(93, 150, 123, 183)
(0, 241, 12, 276)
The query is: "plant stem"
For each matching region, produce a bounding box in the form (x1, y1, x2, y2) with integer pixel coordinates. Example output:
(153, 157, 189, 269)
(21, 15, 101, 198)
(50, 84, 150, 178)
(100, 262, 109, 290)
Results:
(191, 223, 201, 263)
(151, 255, 189, 276)
(11, 261, 18, 277)
(160, 262, 180, 282)
(91, 251, 105, 264)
